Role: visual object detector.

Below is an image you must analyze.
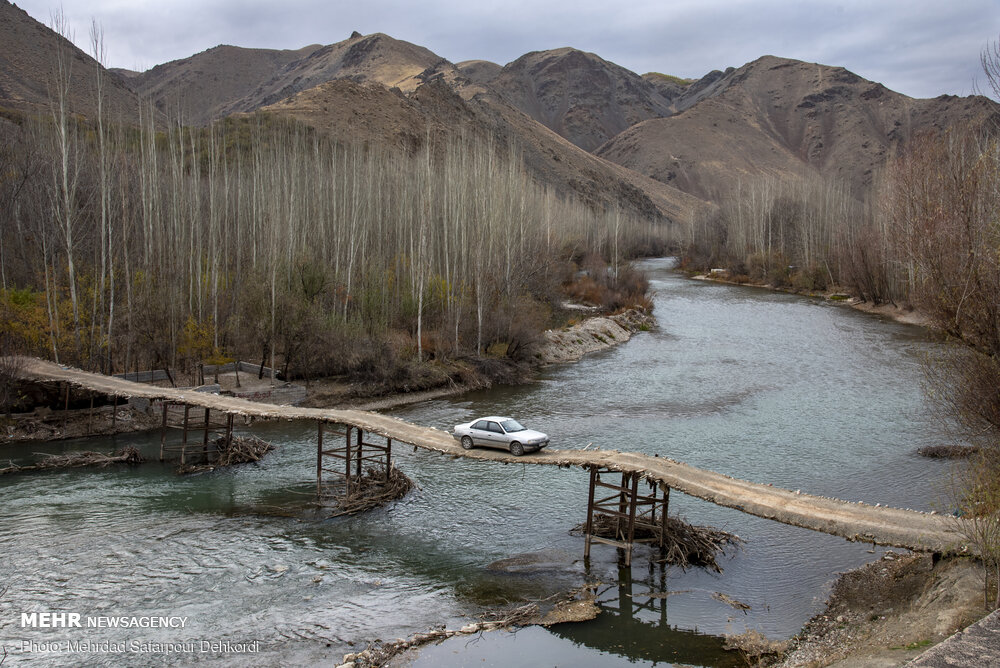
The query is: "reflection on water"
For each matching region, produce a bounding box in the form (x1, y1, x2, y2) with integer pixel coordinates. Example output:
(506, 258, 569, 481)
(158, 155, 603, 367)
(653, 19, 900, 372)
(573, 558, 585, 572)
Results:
(0, 258, 957, 666)
(415, 562, 744, 668)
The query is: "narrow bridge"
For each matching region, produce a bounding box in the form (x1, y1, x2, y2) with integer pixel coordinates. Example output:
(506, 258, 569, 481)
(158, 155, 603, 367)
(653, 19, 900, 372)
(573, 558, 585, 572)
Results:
(11, 357, 969, 556)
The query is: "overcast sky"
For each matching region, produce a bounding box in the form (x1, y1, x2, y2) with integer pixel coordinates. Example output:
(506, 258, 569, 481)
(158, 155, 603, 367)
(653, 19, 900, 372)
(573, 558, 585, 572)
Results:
(15, 0, 1000, 99)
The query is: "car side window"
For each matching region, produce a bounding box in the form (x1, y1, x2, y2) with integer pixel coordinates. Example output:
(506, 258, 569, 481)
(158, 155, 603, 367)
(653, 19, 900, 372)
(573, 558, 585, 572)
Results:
(487, 421, 502, 433)
(472, 420, 488, 430)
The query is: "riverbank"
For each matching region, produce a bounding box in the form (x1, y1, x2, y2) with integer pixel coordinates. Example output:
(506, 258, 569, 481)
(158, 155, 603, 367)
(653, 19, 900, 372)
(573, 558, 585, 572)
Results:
(767, 553, 988, 667)
(1, 308, 654, 442)
(346, 552, 991, 668)
(689, 272, 931, 328)
(1, 403, 160, 443)
(292, 307, 653, 410)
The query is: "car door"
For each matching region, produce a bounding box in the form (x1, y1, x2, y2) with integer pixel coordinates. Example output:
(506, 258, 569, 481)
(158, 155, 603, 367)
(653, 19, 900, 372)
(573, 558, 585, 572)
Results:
(484, 421, 506, 449)
(470, 420, 491, 447)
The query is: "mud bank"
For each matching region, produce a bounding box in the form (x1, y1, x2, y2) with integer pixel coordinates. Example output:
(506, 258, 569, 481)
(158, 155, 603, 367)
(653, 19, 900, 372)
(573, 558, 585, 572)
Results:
(1, 403, 160, 443)
(691, 273, 932, 328)
(535, 308, 654, 364)
(772, 553, 989, 667)
(307, 308, 654, 409)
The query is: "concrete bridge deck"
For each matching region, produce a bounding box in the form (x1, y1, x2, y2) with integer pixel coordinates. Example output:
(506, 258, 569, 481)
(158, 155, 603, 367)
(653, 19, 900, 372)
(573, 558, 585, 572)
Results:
(12, 357, 970, 554)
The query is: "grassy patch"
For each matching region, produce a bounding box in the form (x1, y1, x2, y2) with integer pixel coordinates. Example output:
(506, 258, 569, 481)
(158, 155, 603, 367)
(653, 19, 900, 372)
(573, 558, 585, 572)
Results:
(646, 72, 693, 87)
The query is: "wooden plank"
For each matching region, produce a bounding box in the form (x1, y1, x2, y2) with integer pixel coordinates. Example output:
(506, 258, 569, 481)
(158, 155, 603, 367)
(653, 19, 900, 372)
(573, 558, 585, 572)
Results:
(584, 466, 597, 559)
(316, 421, 324, 497)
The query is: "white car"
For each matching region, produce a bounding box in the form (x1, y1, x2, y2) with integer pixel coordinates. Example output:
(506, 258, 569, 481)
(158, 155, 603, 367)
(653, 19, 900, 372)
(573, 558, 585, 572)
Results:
(452, 416, 549, 456)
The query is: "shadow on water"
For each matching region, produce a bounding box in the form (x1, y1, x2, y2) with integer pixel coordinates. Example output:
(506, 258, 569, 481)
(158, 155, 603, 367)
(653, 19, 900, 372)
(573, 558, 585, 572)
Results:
(415, 561, 745, 668)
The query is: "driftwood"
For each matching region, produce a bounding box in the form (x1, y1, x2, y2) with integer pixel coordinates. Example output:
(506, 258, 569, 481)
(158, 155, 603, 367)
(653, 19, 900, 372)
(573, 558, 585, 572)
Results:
(573, 515, 742, 572)
(325, 465, 414, 517)
(177, 435, 274, 474)
(0, 446, 143, 474)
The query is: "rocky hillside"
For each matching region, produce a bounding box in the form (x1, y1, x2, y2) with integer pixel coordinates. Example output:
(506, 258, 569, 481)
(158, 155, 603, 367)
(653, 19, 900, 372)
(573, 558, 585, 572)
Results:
(596, 56, 1000, 199)
(260, 76, 706, 222)
(486, 48, 676, 151)
(0, 0, 139, 120)
(128, 43, 322, 125)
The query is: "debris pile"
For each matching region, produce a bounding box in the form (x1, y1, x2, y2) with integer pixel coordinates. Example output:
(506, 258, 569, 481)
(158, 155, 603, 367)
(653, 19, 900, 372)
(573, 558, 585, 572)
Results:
(1, 446, 143, 474)
(573, 514, 742, 572)
(325, 464, 414, 517)
(177, 435, 274, 474)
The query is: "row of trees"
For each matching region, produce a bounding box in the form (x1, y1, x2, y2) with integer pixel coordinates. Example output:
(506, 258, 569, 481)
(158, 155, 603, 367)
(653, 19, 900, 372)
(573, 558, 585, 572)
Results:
(679, 103, 1000, 606)
(681, 174, 862, 291)
(889, 128, 1000, 607)
(0, 16, 671, 386)
(0, 105, 666, 381)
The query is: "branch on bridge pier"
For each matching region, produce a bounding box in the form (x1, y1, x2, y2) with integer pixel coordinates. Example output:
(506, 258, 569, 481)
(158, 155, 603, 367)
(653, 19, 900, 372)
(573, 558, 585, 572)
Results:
(322, 464, 414, 517)
(574, 514, 742, 572)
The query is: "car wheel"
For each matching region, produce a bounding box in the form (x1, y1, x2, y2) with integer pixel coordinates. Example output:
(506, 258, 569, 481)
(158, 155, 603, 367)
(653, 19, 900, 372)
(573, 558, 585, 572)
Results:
(461, 436, 474, 450)
(509, 442, 524, 457)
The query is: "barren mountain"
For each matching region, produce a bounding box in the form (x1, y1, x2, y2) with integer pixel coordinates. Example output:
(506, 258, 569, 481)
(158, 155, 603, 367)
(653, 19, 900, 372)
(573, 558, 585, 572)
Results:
(225, 32, 456, 114)
(260, 76, 706, 222)
(597, 56, 1000, 199)
(456, 59, 502, 85)
(641, 72, 694, 102)
(0, 0, 139, 120)
(129, 43, 322, 125)
(5, 1, 993, 223)
(487, 48, 676, 152)
(131, 31, 457, 126)
(468, 88, 706, 222)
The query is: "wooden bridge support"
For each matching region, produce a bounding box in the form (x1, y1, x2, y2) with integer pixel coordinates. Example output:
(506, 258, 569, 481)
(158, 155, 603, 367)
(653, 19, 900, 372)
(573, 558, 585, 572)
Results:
(316, 422, 393, 499)
(158, 402, 228, 463)
(584, 466, 671, 567)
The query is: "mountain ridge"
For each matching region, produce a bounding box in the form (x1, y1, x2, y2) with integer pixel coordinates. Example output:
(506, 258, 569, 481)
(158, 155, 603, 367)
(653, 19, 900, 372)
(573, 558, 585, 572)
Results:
(2, 0, 997, 221)
(596, 54, 1000, 199)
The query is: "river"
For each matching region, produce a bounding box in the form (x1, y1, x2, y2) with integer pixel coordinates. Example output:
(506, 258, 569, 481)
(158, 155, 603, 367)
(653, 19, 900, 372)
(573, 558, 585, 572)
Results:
(0, 258, 957, 666)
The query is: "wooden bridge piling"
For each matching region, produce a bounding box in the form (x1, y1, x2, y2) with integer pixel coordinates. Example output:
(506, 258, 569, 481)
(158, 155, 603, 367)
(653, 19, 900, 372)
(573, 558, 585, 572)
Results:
(182, 404, 191, 444)
(315, 424, 396, 500)
(62, 382, 70, 428)
(316, 421, 324, 497)
(159, 402, 168, 461)
(202, 408, 211, 452)
(585, 467, 672, 567)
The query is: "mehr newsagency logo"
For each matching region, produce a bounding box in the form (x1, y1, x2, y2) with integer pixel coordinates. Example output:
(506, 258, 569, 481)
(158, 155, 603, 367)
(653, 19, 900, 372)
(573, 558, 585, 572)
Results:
(18, 612, 260, 656)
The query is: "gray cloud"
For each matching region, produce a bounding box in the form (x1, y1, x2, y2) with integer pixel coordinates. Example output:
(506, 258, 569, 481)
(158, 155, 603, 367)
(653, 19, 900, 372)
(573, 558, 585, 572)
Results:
(15, 0, 999, 98)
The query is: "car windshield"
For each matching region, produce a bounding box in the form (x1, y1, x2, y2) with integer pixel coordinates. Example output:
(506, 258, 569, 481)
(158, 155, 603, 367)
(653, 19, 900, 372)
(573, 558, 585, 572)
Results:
(500, 419, 525, 433)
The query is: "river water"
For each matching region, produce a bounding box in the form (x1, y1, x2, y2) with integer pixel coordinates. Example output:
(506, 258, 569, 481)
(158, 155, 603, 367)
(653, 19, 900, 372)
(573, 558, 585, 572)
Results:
(0, 258, 957, 666)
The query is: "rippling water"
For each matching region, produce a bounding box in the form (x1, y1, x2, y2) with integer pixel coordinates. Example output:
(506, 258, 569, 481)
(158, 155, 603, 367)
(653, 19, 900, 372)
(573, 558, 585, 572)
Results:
(0, 259, 957, 666)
